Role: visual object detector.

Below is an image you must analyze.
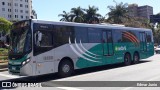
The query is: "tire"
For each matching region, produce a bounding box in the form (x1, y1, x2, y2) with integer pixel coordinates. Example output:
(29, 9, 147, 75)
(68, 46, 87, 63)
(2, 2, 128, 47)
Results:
(124, 53, 131, 66)
(58, 60, 74, 78)
(133, 53, 140, 64)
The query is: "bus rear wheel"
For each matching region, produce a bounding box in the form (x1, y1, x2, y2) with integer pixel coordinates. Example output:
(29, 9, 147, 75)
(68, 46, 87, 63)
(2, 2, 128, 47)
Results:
(58, 60, 74, 78)
(133, 53, 139, 64)
(124, 53, 131, 66)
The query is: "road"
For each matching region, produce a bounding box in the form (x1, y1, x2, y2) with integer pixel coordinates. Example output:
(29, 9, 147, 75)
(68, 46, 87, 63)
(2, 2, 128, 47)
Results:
(0, 54, 160, 90)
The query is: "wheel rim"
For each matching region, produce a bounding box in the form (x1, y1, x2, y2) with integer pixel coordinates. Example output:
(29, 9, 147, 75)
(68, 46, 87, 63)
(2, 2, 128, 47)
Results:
(62, 64, 70, 73)
(134, 55, 139, 62)
(126, 56, 129, 63)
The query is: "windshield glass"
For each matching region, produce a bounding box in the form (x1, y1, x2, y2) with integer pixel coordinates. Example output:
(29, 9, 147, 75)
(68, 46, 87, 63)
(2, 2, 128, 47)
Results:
(10, 27, 31, 54)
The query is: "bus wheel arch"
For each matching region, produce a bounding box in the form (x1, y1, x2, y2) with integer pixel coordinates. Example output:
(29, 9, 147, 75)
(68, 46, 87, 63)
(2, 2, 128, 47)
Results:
(133, 51, 140, 64)
(58, 57, 74, 77)
(124, 52, 132, 66)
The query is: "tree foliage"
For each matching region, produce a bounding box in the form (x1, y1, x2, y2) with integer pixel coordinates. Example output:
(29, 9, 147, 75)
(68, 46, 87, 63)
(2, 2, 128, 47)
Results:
(154, 24, 160, 44)
(0, 17, 12, 34)
(58, 11, 71, 22)
(107, 2, 129, 24)
(70, 6, 84, 23)
(58, 6, 103, 24)
(83, 6, 102, 23)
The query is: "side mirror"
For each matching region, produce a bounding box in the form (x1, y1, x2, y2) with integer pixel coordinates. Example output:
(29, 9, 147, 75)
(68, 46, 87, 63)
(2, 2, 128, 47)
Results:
(35, 31, 42, 46)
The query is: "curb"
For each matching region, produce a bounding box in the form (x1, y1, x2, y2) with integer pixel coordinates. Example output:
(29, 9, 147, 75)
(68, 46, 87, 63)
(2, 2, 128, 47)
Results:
(0, 63, 8, 70)
(0, 68, 8, 72)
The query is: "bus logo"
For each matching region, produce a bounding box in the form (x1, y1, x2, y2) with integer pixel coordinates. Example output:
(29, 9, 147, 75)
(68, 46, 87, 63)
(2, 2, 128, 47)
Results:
(115, 46, 126, 51)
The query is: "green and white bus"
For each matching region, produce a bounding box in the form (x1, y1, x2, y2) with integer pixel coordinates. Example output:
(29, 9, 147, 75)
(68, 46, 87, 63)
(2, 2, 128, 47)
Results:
(8, 19, 154, 77)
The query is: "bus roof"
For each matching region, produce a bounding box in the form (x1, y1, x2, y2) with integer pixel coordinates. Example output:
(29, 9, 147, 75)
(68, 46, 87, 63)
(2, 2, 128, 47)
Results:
(31, 19, 151, 31)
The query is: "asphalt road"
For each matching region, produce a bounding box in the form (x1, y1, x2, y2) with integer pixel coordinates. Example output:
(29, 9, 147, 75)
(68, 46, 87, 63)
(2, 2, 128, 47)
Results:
(0, 54, 160, 90)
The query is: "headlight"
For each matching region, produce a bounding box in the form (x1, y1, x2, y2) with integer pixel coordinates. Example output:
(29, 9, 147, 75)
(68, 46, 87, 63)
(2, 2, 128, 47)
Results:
(22, 61, 26, 65)
(22, 58, 31, 66)
(26, 59, 30, 63)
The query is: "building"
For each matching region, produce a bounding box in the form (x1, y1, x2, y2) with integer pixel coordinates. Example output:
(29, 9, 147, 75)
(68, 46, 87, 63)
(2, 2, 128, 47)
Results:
(128, 4, 138, 17)
(0, 0, 34, 21)
(138, 5, 153, 19)
(128, 4, 153, 19)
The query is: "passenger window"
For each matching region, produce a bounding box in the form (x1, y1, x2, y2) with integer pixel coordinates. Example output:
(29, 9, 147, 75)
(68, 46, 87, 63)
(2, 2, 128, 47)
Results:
(41, 31, 53, 47)
(146, 33, 152, 42)
(35, 31, 53, 47)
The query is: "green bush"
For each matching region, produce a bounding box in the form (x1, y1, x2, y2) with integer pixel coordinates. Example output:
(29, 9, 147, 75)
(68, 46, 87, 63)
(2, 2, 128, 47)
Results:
(0, 48, 8, 60)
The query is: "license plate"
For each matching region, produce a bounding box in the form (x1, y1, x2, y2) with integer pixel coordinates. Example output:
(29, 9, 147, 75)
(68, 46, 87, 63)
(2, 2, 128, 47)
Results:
(12, 67, 16, 70)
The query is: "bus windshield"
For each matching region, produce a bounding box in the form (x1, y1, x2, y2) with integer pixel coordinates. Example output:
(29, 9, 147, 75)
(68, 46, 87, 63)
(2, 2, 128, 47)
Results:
(10, 21, 31, 54)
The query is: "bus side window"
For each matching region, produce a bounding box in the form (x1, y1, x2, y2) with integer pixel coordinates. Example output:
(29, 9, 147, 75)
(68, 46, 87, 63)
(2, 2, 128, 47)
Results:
(42, 32, 53, 47)
(34, 30, 53, 55)
(146, 32, 152, 43)
(113, 30, 122, 43)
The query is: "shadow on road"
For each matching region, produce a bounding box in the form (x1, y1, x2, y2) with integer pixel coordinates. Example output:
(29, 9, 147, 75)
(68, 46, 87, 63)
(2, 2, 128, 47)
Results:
(0, 60, 151, 89)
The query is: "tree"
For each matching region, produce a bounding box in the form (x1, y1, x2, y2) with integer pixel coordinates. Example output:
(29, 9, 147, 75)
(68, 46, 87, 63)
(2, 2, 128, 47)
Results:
(107, 2, 129, 24)
(83, 6, 102, 23)
(58, 11, 71, 22)
(154, 24, 160, 44)
(124, 17, 151, 28)
(0, 17, 12, 34)
(70, 6, 84, 23)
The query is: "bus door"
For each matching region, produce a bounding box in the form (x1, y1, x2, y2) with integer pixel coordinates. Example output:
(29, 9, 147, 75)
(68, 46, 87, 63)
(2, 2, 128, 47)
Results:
(139, 32, 147, 53)
(102, 30, 114, 56)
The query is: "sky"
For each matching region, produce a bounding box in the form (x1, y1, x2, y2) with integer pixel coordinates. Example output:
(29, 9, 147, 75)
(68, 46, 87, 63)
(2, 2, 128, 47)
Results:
(32, 0, 160, 21)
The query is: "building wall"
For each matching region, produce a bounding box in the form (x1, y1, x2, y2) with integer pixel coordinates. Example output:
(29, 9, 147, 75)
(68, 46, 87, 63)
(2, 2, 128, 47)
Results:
(0, 0, 32, 21)
(128, 4, 153, 19)
(138, 5, 153, 19)
(128, 4, 138, 17)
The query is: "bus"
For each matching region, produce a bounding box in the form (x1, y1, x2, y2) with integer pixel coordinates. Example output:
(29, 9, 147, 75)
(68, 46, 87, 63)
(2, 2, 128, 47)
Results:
(8, 19, 154, 77)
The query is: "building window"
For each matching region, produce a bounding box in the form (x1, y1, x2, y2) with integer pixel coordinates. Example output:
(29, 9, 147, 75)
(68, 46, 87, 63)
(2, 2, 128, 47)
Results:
(25, 11, 29, 14)
(20, 10, 23, 13)
(8, 15, 12, 18)
(21, 16, 23, 19)
(15, 3, 18, 6)
(8, 9, 11, 12)
(20, 4, 23, 7)
(25, 5, 28, 8)
(15, 15, 18, 18)
(26, 16, 29, 19)
(8, 3, 11, 6)
(2, 8, 5, 11)
(15, 9, 18, 12)
(25, 0, 28, 2)
(2, 2, 5, 5)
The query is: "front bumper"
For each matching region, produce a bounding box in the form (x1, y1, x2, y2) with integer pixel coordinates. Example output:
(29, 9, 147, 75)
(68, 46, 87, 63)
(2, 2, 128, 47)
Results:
(8, 63, 33, 76)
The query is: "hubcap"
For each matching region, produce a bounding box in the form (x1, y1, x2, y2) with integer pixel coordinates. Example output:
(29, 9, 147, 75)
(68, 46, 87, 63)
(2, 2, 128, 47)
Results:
(134, 56, 138, 62)
(62, 64, 70, 73)
(126, 56, 129, 62)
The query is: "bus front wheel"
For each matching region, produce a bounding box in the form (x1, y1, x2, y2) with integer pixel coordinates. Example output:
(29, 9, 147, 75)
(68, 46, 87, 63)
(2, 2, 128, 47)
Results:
(58, 60, 74, 78)
(124, 53, 131, 66)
